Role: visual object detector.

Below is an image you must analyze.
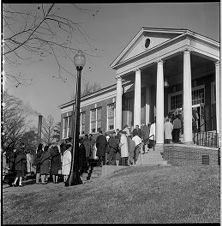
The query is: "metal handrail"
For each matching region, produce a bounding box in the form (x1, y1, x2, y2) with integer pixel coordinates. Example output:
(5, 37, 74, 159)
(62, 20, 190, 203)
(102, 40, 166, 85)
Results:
(193, 130, 219, 148)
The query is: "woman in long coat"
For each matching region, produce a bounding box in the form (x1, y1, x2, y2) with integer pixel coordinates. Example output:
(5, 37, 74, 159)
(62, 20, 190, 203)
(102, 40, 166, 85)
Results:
(119, 131, 129, 166)
(50, 145, 62, 183)
(34, 143, 43, 184)
(40, 145, 51, 184)
(12, 143, 27, 187)
(62, 144, 72, 182)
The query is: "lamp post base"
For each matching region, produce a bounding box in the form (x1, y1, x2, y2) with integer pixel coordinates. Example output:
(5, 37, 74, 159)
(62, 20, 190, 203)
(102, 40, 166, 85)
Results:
(65, 171, 82, 187)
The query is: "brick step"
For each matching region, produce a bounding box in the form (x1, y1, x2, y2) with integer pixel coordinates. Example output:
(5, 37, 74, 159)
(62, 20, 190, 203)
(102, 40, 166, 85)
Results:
(163, 144, 219, 166)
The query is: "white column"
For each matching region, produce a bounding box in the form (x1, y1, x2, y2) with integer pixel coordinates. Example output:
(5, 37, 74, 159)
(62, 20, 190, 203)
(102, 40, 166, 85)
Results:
(156, 60, 164, 144)
(116, 76, 123, 130)
(134, 69, 141, 127)
(145, 86, 151, 125)
(215, 61, 221, 146)
(183, 50, 193, 143)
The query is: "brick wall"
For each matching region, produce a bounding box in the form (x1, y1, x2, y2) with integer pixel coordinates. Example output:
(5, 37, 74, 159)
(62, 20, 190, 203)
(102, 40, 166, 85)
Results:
(163, 144, 219, 166)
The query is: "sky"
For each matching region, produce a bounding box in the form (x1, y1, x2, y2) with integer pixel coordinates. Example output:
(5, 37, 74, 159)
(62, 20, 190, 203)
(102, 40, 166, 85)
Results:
(3, 2, 220, 129)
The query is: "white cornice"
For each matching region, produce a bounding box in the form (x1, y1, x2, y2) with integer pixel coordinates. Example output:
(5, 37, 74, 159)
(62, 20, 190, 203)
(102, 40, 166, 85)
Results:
(111, 28, 219, 70)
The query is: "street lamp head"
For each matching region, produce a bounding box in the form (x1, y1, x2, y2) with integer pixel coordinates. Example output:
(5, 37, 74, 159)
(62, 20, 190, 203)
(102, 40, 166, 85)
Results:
(74, 50, 86, 70)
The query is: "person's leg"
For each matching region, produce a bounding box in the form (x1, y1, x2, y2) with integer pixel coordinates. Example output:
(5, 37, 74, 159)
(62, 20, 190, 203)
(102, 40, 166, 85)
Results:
(175, 129, 179, 143)
(116, 159, 119, 166)
(52, 175, 56, 183)
(18, 177, 22, 186)
(13, 177, 18, 186)
(172, 130, 175, 143)
(64, 175, 68, 182)
(36, 173, 40, 183)
(41, 174, 45, 184)
(134, 146, 140, 164)
(102, 156, 106, 165)
(55, 175, 58, 183)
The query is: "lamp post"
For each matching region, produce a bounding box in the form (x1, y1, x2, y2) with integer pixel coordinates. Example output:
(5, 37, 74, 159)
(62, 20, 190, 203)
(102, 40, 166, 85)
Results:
(65, 50, 86, 186)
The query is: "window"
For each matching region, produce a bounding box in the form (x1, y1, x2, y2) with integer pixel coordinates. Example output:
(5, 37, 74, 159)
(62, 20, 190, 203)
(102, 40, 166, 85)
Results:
(97, 107, 102, 132)
(80, 111, 86, 135)
(169, 85, 205, 112)
(107, 103, 115, 131)
(170, 94, 182, 110)
(192, 88, 204, 105)
(62, 116, 71, 139)
(90, 107, 102, 133)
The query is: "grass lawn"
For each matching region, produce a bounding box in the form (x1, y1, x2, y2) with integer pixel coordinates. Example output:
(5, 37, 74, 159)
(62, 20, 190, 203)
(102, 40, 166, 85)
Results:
(2, 164, 220, 224)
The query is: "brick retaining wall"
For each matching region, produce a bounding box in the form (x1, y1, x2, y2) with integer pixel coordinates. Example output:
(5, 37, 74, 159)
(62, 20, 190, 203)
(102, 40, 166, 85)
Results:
(163, 144, 220, 166)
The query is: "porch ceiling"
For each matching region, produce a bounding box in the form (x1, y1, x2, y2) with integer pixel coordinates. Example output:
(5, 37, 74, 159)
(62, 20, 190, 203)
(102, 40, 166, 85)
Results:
(140, 53, 215, 86)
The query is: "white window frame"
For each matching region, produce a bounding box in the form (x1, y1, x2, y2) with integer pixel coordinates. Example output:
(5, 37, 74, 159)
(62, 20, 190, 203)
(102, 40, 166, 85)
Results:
(80, 111, 86, 135)
(62, 116, 70, 139)
(168, 85, 205, 112)
(211, 81, 216, 104)
(106, 103, 115, 131)
(90, 107, 102, 134)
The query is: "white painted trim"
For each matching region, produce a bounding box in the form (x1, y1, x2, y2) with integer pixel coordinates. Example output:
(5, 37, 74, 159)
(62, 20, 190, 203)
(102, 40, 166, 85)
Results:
(211, 81, 216, 104)
(106, 103, 116, 132)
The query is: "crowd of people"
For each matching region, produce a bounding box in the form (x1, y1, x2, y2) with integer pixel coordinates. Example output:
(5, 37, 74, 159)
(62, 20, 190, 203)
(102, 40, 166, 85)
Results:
(3, 115, 182, 187)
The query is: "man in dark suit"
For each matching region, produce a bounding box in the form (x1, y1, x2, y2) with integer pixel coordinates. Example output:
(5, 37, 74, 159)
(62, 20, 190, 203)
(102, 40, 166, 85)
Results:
(96, 130, 107, 166)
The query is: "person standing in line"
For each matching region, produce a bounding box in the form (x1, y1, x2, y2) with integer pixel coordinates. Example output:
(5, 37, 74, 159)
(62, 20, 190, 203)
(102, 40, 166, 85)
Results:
(123, 124, 130, 137)
(62, 143, 72, 183)
(96, 130, 107, 167)
(40, 145, 51, 184)
(88, 134, 96, 159)
(134, 125, 142, 138)
(132, 130, 142, 165)
(12, 142, 27, 187)
(50, 144, 62, 183)
(164, 118, 173, 143)
(83, 134, 91, 171)
(148, 121, 156, 150)
(114, 133, 121, 166)
(78, 138, 87, 176)
(173, 115, 182, 143)
(141, 123, 150, 154)
(34, 143, 44, 184)
(107, 131, 119, 165)
(105, 133, 110, 164)
(119, 131, 129, 166)
(127, 135, 136, 165)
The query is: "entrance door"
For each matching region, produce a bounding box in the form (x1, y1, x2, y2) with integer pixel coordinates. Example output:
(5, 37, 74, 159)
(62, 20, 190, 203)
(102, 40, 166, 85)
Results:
(192, 104, 205, 132)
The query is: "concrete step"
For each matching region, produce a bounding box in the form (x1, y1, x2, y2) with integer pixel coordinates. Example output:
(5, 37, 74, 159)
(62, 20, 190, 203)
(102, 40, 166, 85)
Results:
(136, 149, 168, 166)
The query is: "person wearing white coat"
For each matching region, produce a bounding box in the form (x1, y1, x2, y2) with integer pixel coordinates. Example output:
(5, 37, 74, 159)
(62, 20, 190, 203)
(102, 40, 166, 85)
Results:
(62, 144, 72, 182)
(164, 118, 173, 143)
(119, 131, 129, 166)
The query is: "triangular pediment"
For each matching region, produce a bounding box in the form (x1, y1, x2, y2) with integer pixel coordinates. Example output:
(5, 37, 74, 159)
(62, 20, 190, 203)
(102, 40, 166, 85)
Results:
(111, 27, 188, 68)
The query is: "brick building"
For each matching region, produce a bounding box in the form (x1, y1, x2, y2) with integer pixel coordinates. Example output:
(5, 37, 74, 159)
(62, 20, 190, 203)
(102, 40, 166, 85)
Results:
(60, 27, 221, 148)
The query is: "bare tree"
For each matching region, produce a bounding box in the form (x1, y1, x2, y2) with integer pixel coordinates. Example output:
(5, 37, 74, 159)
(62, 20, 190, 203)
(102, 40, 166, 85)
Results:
(81, 81, 101, 96)
(41, 114, 56, 145)
(2, 91, 28, 152)
(53, 122, 61, 142)
(70, 81, 101, 101)
(3, 4, 101, 87)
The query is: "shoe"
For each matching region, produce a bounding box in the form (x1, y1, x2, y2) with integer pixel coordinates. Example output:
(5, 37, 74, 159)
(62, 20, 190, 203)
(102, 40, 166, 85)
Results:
(12, 183, 17, 187)
(19, 184, 23, 187)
